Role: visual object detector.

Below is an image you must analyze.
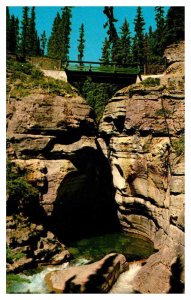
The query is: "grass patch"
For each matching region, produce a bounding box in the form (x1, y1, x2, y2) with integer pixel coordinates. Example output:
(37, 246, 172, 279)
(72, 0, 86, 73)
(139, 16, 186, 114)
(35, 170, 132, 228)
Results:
(7, 58, 75, 99)
(142, 77, 160, 87)
(172, 136, 184, 156)
(6, 247, 26, 264)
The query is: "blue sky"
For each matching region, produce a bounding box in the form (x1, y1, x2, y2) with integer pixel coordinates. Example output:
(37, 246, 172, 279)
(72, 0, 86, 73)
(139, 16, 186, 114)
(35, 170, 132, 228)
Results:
(9, 6, 169, 61)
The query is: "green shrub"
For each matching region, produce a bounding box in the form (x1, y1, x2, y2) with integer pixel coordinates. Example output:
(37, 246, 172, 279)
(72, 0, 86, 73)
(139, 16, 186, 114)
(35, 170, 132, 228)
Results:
(142, 77, 160, 87)
(172, 136, 184, 156)
(31, 68, 44, 80)
(7, 58, 74, 98)
(155, 108, 171, 117)
(6, 161, 39, 215)
(6, 246, 26, 264)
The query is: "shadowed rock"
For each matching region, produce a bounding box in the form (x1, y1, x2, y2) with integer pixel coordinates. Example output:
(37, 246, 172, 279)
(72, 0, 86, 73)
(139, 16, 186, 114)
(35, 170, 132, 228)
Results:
(45, 253, 128, 293)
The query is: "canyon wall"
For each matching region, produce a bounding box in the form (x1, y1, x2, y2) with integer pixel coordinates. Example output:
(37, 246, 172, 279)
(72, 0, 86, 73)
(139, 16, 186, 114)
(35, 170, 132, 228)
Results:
(6, 42, 185, 292)
(99, 42, 184, 293)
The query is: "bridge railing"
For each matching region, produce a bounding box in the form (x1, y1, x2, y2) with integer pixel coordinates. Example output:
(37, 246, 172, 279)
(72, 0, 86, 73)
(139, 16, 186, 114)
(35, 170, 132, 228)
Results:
(61, 60, 141, 75)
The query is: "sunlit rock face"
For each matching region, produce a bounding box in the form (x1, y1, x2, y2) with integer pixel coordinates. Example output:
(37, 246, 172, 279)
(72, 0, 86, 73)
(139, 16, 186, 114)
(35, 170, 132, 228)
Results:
(99, 84, 184, 249)
(7, 81, 119, 244)
(99, 42, 184, 293)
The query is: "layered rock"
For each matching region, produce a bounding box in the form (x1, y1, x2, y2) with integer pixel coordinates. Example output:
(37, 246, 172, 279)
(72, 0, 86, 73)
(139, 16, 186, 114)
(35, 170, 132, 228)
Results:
(45, 253, 127, 293)
(6, 215, 71, 273)
(6, 60, 118, 268)
(6, 43, 185, 293)
(99, 42, 185, 293)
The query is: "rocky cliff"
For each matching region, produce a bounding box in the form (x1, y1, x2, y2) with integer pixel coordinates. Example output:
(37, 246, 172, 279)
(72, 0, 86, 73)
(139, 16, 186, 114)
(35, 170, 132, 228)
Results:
(6, 57, 118, 271)
(99, 42, 184, 293)
(6, 42, 184, 293)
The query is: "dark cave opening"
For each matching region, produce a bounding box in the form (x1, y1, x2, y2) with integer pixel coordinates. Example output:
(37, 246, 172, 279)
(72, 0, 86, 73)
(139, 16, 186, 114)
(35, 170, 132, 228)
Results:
(50, 145, 120, 243)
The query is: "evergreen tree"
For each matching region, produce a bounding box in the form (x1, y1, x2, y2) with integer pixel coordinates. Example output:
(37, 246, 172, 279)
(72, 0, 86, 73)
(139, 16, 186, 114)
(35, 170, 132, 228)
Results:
(48, 7, 72, 60)
(153, 6, 166, 56)
(7, 8, 20, 54)
(20, 6, 30, 56)
(116, 18, 132, 64)
(60, 6, 72, 61)
(35, 31, 41, 56)
(9, 16, 20, 54)
(100, 37, 111, 65)
(164, 7, 184, 47)
(103, 6, 119, 62)
(6, 7, 11, 52)
(48, 12, 62, 58)
(28, 7, 37, 56)
(146, 26, 156, 63)
(40, 31, 47, 56)
(77, 23, 85, 65)
(132, 7, 145, 65)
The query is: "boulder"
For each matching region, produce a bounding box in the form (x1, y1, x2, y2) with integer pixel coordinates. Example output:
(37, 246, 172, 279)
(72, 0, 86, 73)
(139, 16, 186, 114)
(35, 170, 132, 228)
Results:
(133, 246, 184, 293)
(45, 253, 127, 293)
(164, 42, 184, 65)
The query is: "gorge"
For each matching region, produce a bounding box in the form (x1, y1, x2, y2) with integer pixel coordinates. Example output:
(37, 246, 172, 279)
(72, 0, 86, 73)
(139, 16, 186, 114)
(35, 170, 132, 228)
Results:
(6, 42, 184, 293)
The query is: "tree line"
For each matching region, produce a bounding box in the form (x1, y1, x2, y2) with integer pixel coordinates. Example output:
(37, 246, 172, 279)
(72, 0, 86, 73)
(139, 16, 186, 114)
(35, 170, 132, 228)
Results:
(6, 6, 184, 121)
(7, 6, 184, 65)
(100, 6, 184, 66)
(6, 7, 47, 57)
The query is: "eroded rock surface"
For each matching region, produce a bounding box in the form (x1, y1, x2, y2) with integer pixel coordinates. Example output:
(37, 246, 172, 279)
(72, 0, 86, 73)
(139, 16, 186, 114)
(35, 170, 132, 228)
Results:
(45, 253, 127, 293)
(99, 42, 185, 293)
(6, 42, 184, 293)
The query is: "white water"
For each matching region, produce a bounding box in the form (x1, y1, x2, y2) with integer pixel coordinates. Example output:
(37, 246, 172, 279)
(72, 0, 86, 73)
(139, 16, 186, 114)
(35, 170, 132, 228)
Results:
(11, 258, 92, 294)
(12, 262, 69, 294)
(11, 259, 141, 294)
(109, 262, 142, 294)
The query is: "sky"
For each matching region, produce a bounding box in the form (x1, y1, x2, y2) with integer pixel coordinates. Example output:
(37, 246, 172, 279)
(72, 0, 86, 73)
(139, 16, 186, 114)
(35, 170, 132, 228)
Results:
(9, 6, 169, 62)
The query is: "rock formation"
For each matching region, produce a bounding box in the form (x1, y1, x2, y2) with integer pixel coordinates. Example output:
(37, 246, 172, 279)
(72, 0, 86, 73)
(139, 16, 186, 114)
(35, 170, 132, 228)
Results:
(99, 42, 185, 293)
(45, 253, 127, 293)
(6, 59, 119, 270)
(6, 42, 184, 293)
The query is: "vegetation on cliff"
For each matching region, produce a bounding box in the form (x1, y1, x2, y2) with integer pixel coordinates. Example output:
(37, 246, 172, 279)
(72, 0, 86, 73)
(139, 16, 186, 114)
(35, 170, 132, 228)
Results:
(6, 160, 39, 215)
(7, 57, 75, 99)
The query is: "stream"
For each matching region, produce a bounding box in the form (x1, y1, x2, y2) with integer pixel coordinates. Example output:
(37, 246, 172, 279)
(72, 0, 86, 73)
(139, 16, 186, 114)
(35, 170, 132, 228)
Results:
(7, 232, 154, 294)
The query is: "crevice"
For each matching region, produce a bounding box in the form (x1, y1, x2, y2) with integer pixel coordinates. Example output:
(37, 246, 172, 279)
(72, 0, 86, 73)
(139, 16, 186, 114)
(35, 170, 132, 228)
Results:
(50, 146, 120, 243)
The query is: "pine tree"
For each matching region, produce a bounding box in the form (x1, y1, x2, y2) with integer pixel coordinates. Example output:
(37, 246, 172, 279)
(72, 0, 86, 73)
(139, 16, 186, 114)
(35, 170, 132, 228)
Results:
(116, 18, 132, 64)
(48, 12, 61, 58)
(132, 7, 145, 65)
(146, 26, 156, 63)
(153, 6, 166, 56)
(9, 16, 20, 54)
(6, 7, 11, 52)
(77, 23, 85, 65)
(28, 7, 37, 56)
(40, 31, 47, 56)
(20, 6, 30, 56)
(36, 34, 41, 56)
(60, 7, 72, 61)
(48, 7, 72, 60)
(100, 38, 111, 65)
(164, 7, 184, 47)
(103, 6, 119, 62)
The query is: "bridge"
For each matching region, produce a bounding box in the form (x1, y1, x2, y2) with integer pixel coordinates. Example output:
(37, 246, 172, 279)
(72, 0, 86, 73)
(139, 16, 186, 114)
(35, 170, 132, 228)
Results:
(62, 60, 142, 84)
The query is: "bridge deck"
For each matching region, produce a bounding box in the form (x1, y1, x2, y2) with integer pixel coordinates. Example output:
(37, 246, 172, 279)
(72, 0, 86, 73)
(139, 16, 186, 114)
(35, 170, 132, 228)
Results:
(62, 60, 142, 84)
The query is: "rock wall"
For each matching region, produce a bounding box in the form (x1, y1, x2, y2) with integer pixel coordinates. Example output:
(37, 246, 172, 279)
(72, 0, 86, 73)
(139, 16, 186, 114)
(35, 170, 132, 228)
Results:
(99, 42, 185, 293)
(7, 70, 119, 247)
(6, 42, 185, 292)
